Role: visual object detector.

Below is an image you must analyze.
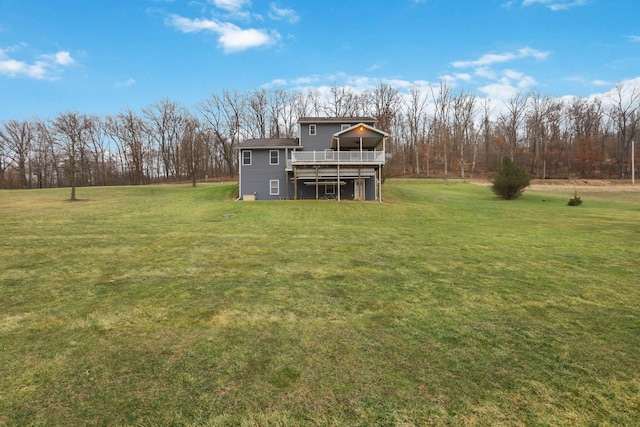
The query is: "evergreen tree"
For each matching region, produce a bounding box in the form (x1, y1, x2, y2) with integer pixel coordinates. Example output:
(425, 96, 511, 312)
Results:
(491, 156, 531, 200)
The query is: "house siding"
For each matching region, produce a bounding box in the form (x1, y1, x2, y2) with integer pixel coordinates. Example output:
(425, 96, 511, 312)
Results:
(240, 148, 291, 200)
(300, 120, 371, 150)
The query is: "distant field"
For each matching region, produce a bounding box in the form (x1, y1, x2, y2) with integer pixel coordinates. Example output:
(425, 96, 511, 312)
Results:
(1, 180, 638, 426)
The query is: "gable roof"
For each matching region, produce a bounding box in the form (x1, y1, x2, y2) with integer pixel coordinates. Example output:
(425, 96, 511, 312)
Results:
(297, 117, 376, 124)
(238, 138, 300, 149)
(333, 123, 389, 138)
(332, 123, 389, 150)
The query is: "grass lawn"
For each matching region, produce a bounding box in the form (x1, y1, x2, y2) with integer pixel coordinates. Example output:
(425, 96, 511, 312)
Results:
(1, 180, 638, 426)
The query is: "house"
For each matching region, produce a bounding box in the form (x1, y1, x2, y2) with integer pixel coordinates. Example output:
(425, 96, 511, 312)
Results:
(238, 117, 389, 201)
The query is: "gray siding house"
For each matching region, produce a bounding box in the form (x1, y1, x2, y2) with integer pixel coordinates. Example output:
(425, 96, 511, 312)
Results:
(238, 117, 389, 201)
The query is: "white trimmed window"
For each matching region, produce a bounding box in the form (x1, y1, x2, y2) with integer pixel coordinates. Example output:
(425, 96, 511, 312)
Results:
(269, 150, 279, 165)
(242, 150, 252, 166)
(269, 179, 280, 195)
(309, 124, 316, 135)
(341, 124, 350, 131)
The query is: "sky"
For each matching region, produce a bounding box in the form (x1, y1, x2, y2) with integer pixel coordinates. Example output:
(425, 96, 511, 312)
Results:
(1, 0, 639, 120)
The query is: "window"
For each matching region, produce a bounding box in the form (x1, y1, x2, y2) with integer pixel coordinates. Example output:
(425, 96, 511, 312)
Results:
(325, 184, 335, 195)
(242, 150, 252, 166)
(341, 124, 351, 131)
(309, 124, 316, 135)
(270, 179, 280, 196)
(269, 150, 279, 165)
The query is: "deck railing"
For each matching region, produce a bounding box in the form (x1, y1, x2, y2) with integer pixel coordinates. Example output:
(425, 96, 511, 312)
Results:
(289, 150, 385, 166)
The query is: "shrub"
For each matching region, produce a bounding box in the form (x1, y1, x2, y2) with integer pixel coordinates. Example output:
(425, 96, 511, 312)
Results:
(568, 190, 583, 206)
(491, 156, 531, 200)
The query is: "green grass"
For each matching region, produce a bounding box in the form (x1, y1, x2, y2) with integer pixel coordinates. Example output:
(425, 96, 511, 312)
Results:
(1, 180, 639, 426)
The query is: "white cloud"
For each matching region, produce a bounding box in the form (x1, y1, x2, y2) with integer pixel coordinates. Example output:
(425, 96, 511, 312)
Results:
(455, 73, 472, 82)
(115, 78, 136, 88)
(475, 67, 497, 80)
(452, 47, 549, 68)
(0, 46, 76, 79)
(628, 35, 640, 43)
(211, 0, 249, 12)
(291, 75, 320, 85)
(522, 0, 589, 11)
(269, 3, 299, 23)
(266, 72, 430, 95)
(478, 69, 537, 101)
(42, 51, 76, 66)
(167, 14, 277, 52)
(587, 77, 640, 107)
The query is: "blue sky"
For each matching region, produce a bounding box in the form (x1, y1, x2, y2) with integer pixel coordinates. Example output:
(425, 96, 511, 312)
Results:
(1, 0, 639, 120)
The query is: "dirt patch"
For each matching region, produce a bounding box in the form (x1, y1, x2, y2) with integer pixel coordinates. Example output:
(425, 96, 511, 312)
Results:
(528, 180, 640, 194)
(471, 179, 640, 192)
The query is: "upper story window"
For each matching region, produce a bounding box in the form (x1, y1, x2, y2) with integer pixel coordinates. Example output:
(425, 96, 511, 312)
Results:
(242, 150, 252, 166)
(341, 124, 351, 131)
(309, 124, 316, 135)
(269, 150, 279, 165)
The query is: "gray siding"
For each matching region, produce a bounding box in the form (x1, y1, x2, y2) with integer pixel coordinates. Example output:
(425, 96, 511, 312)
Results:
(300, 121, 363, 150)
(240, 148, 291, 200)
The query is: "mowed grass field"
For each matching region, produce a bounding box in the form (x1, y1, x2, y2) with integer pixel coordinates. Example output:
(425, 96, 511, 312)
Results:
(1, 180, 638, 426)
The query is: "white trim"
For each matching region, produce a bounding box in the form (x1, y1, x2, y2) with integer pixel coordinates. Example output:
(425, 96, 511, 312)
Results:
(309, 124, 316, 135)
(269, 179, 280, 195)
(269, 150, 279, 165)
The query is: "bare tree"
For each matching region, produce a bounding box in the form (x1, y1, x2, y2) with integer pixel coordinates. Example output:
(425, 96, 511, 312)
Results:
(479, 98, 495, 174)
(107, 110, 148, 185)
(431, 81, 453, 180)
(452, 89, 477, 179)
(501, 91, 529, 162)
(526, 92, 559, 178)
(294, 89, 323, 118)
(567, 97, 605, 178)
(181, 116, 205, 187)
(245, 89, 269, 139)
(142, 99, 186, 181)
(325, 84, 363, 117)
(31, 119, 58, 188)
(0, 119, 35, 188)
(52, 112, 92, 200)
(198, 89, 243, 177)
(84, 116, 113, 186)
(608, 82, 640, 178)
(405, 86, 429, 175)
(272, 89, 297, 138)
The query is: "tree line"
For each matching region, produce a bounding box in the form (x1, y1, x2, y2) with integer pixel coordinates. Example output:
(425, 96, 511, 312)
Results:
(1, 81, 639, 190)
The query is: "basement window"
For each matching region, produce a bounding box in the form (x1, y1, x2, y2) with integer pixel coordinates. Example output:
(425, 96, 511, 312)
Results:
(270, 179, 280, 195)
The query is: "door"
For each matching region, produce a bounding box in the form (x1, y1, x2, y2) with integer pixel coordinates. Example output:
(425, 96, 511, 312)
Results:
(354, 178, 365, 201)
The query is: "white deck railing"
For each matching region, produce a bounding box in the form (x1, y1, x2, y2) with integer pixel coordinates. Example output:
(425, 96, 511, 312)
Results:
(290, 150, 385, 165)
